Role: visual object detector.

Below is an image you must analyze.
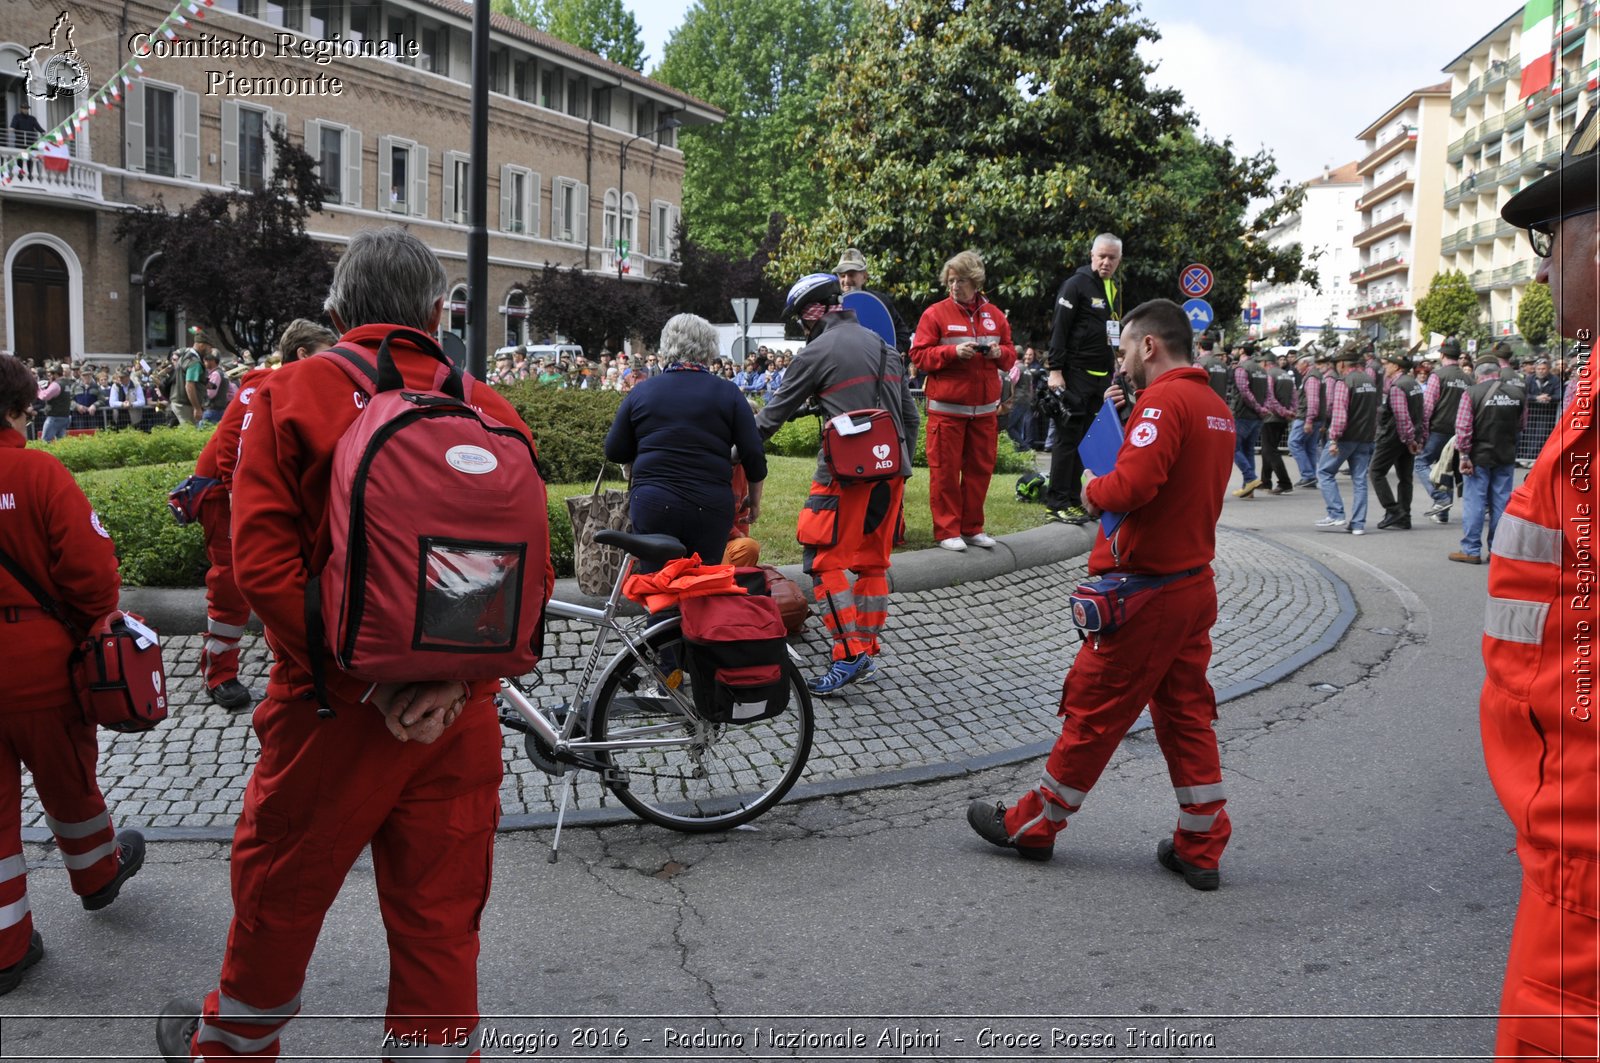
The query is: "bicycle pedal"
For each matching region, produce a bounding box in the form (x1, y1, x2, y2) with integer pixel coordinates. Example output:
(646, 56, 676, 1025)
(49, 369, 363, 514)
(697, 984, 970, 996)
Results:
(601, 767, 630, 789)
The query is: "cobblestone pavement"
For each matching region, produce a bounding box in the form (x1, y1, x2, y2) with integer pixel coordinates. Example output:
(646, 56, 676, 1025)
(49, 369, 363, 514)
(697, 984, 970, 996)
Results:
(21, 527, 1350, 839)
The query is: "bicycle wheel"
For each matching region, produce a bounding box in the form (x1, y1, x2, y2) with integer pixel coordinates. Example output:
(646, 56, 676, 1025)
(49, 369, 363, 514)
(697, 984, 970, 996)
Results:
(591, 623, 814, 832)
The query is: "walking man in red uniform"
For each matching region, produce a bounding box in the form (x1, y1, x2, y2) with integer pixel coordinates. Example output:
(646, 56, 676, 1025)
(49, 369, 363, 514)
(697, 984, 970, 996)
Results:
(158, 227, 550, 1060)
(1481, 105, 1600, 1062)
(966, 298, 1237, 889)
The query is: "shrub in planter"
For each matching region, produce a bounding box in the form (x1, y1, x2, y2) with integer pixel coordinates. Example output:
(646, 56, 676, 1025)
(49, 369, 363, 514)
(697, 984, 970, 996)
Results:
(495, 382, 621, 485)
(76, 462, 207, 587)
(31, 425, 212, 473)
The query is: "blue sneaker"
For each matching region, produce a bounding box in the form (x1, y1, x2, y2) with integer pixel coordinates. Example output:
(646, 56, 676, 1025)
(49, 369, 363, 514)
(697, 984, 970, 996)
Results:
(808, 653, 876, 697)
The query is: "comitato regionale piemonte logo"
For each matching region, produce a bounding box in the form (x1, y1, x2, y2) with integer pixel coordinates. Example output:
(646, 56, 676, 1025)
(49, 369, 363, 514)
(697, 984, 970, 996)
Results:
(22, 11, 92, 101)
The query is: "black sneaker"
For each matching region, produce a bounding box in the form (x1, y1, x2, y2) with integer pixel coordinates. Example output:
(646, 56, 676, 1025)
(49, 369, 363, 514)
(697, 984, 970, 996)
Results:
(1377, 511, 1399, 530)
(0, 931, 43, 996)
(1294, 478, 1318, 489)
(82, 829, 145, 911)
(156, 998, 203, 1062)
(208, 679, 252, 712)
(1157, 837, 1219, 891)
(966, 800, 1053, 862)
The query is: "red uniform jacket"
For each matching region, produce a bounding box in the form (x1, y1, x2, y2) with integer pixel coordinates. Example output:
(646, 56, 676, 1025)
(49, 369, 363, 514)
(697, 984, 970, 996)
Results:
(0, 427, 120, 710)
(196, 366, 273, 489)
(909, 295, 1017, 409)
(1084, 366, 1235, 576)
(230, 325, 553, 707)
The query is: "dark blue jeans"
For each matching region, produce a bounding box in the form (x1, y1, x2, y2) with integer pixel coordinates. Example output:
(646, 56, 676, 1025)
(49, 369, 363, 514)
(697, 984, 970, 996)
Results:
(1233, 417, 1262, 483)
(628, 483, 735, 573)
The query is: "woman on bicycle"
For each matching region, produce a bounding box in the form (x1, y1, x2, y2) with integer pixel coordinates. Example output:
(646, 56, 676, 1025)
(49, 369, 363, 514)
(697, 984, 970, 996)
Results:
(604, 313, 767, 571)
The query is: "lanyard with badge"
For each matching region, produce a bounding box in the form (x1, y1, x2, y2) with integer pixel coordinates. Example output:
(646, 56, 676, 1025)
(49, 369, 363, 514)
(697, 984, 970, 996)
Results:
(1103, 277, 1121, 349)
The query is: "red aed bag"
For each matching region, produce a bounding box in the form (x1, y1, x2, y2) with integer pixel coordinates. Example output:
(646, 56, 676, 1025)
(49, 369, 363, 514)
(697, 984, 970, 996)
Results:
(822, 409, 903, 482)
(71, 611, 169, 733)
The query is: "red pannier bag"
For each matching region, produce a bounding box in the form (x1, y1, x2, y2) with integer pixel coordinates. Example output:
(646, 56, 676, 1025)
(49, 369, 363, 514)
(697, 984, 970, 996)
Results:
(678, 592, 791, 724)
(308, 329, 549, 712)
(72, 611, 169, 733)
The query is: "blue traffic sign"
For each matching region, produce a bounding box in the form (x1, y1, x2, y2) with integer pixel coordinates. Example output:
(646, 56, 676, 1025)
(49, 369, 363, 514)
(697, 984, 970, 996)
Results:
(1180, 264, 1214, 298)
(1182, 298, 1214, 332)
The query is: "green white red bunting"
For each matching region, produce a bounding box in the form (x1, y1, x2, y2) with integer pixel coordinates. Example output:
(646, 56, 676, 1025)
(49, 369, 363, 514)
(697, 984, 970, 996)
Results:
(1520, 0, 1556, 99)
(1, 0, 214, 185)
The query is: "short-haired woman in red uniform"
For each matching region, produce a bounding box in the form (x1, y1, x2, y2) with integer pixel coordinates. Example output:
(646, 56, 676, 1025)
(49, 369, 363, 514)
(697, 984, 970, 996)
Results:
(0, 355, 144, 994)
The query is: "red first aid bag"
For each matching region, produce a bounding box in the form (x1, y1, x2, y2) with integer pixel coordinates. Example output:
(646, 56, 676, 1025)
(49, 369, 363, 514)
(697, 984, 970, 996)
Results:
(309, 329, 548, 710)
(679, 591, 790, 724)
(71, 611, 169, 733)
(819, 340, 903, 483)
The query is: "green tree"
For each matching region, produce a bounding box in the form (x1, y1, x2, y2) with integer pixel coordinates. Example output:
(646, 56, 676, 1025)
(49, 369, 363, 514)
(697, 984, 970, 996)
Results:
(492, 0, 646, 70)
(1414, 270, 1488, 342)
(1319, 315, 1342, 350)
(768, 0, 1309, 334)
(654, 0, 859, 256)
(1517, 280, 1555, 349)
(115, 125, 332, 355)
(1275, 318, 1300, 347)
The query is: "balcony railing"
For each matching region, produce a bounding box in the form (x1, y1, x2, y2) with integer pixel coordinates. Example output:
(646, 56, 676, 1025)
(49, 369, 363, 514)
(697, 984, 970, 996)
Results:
(1355, 170, 1414, 211)
(1452, 74, 1483, 114)
(1347, 297, 1408, 320)
(0, 146, 102, 203)
(1485, 57, 1516, 91)
(1440, 228, 1470, 256)
(1358, 128, 1417, 173)
(1353, 214, 1411, 247)
(1350, 254, 1408, 283)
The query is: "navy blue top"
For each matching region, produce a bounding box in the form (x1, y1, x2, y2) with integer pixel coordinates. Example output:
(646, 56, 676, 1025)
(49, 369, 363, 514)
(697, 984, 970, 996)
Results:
(603, 368, 767, 507)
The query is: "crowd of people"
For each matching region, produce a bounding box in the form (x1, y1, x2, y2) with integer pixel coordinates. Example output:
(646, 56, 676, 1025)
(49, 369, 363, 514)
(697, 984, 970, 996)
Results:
(486, 344, 798, 398)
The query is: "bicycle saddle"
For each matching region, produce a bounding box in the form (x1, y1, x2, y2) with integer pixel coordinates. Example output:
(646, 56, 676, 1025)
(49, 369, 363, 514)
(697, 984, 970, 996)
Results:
(593, 530, 688, 565)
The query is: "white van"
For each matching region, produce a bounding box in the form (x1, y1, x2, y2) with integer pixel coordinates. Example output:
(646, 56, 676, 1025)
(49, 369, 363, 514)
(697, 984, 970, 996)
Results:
(494, 343, 586, 365)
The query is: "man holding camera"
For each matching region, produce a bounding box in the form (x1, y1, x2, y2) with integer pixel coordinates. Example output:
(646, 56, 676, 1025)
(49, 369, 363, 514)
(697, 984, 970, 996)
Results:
(1041, 234, 1123, 524)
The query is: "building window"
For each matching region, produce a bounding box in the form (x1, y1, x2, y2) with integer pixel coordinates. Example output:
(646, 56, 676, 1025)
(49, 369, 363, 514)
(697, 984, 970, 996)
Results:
(541, 69, 557, 110)
(421, 25, 448, 76)
(239, 106, 267, 190)
(602, 189, 619, 252)
(319, 124, 342, 201)
(504, 289, 528, 348)
(622, 192, 638, 252)
(514, 60, 532, 102)
(379, 137, 427, 216)
(552, 178, 587, 244)
(145, 85, 176, 177)
(443, 152, 470, 225)
(348, 0, 377, 40)
(500, 166, 538, 235)
(388, 13, 414, 65)
(651, 200, 679, 259)
(446, 283, 468, 341)
(592, 87, 611, 126)
(567, 77, 584, 118)
(307, 0, 337, 37)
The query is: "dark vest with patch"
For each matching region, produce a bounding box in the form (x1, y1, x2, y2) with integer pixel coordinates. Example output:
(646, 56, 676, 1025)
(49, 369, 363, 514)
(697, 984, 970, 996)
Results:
(1467, 375, 1526, 467)
(1377, 373, 1423, 442)
(1428, 363, 1472, 436)
(1229, 357, 1269, 421)
(1338, 368, 1378, 443)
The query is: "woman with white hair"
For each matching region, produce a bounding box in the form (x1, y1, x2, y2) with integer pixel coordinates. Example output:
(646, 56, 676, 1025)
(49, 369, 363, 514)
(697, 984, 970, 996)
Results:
(604, 313, 767, 571)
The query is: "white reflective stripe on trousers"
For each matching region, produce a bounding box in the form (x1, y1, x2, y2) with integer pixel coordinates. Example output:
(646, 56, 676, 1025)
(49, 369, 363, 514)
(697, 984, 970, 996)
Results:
(44, 811, 109, 840)
(61, 839, 116, 871)
(0, 853, 26, 884)
(1178, 811, 1218, 832)
(1174, 783, 1226, 805)
(206, 619, 248, 639)
(1485, 597, 1549, 645)
(0, 893, 29, 930)
(217, 990, 303, 1023)
(1038, 775, 1087, 808)
(197, 1021, 281, 1055)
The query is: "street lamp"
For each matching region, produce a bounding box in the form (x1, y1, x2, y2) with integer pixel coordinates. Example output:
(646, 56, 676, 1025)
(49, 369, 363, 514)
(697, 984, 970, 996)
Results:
(617, 115, 682, 278)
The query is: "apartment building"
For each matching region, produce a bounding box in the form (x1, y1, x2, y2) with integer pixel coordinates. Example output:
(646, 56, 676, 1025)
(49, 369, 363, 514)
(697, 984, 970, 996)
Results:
(1348, 82, 1450, 343)
(1440, 3, 1599, 339)
(0, 0, 721, 363)
(1249, 162, 1361, 341)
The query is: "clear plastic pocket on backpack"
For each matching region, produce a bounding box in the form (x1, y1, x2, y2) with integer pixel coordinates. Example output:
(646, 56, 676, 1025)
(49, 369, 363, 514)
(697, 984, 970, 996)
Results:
(414, 538, 527, 651)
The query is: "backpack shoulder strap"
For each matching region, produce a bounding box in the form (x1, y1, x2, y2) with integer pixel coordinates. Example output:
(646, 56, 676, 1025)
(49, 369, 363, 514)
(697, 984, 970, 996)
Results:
(318, 345, 380, 395)
(0, 544, 72, 630)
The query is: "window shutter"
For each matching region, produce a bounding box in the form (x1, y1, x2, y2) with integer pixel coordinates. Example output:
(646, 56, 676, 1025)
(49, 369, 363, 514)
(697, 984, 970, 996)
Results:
(529, 173, 541, 238)
(669, 205, 681, 258)
(499, 164, 513, 231)
(344, 128, 361, 207)
(442, 153, 456, 224)
(264, 109, 284, 178)
(124, 84, 146, 171)
(377, 135, 393, 211)
(180, 90, 201, 179)
(411, 145, 428, 217)
(221, 100, 238, 186)
(576, 181, 588, 246)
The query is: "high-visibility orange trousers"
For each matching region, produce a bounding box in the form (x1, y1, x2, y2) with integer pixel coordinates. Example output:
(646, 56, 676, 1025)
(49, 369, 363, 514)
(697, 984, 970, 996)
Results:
(0, 706, 123, 966)
(924, 412, 998, 541)
(186, 694, 502, 1061)
(1496, 876, 1600, 1061)
(198, 492, 249, 687)
(798, 478, 904, 661)
(1004, 571, 1232, 868)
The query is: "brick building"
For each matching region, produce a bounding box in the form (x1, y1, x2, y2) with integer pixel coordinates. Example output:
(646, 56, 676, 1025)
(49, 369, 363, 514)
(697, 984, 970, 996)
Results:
(0, 0, 721, 364)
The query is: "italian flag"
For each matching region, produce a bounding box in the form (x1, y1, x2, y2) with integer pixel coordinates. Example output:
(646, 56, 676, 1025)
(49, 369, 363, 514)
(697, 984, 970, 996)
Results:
(1521, 0, 1556, 98)
(40, 143, 69, 173)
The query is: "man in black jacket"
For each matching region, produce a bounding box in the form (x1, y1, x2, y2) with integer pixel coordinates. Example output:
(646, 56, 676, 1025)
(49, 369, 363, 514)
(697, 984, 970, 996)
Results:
(1042, 233, 1123, 523)
(835, 247, 913, 353)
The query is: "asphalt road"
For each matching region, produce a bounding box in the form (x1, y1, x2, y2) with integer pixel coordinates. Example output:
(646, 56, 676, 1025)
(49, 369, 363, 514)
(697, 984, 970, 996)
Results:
(0, 482, 1517, 1062)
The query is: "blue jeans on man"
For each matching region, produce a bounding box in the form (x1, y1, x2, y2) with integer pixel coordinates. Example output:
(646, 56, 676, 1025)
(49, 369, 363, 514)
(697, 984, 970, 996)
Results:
(1459, 463, 1514, 559)
(1317, 439, 1374, 530)
(201, 407, 224, 424)
(1288, 418, 1320, 483)
(1233, 416, 1262, 484)
(1413, 430, 1454, 513)
(41, 415, 70, 442)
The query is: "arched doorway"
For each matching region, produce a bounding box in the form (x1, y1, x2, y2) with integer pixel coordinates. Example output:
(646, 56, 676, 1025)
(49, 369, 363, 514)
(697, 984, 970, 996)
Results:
(10, 243, 69, 365)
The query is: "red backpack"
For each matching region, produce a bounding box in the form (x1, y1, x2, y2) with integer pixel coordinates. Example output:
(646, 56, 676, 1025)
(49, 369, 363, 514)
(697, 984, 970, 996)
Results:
(307, 328, 549, 713)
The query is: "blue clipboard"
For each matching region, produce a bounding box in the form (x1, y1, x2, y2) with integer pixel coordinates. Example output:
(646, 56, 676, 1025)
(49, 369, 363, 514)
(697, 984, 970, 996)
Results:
(1077, 399, 1127, 537)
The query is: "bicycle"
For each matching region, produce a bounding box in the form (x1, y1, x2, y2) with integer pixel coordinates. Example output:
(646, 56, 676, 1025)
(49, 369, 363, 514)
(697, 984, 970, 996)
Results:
(497, 529, 815, 859)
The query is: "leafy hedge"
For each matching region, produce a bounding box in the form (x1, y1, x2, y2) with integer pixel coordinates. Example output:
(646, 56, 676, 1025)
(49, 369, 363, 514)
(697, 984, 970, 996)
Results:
(76, 462, 209, 588)
(30, 425, 212, 473)
(495, 382, 622, 485)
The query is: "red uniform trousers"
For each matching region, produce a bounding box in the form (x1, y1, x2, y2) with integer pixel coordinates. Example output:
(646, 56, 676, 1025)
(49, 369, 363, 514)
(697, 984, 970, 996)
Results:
(188, 693, 502, 1061)
(197, 491, 249, 688)
(799, 478, 905, 661)
(0, 697, 123, 967)
(924, 412, 998, 541)
(1496, 877, 1600, 1061)
(1003, 572, 1232, 867)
